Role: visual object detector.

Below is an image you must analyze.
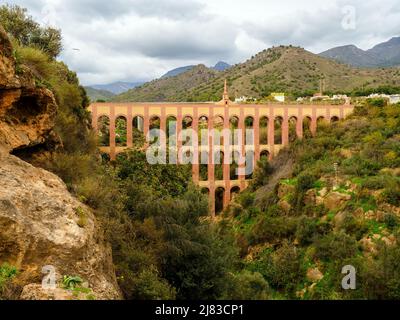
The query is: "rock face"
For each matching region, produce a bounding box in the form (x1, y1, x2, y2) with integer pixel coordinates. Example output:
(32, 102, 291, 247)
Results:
(0, 26, 58, 154)
(0, 26, 121, 299)
(0, 154, 121, 299)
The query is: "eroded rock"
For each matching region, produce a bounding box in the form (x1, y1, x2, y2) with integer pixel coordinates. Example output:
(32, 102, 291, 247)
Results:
(0, 153, 121, 300)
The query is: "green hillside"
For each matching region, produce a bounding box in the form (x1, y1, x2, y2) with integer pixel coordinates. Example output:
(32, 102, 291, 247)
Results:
(84, 86, 115, 102)
(223, 97, 400, 299)
(113, 46, 400, 102)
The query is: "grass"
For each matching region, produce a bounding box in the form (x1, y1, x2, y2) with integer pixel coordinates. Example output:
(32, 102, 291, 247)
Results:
(0, 264, 18, 291)
(281, 178, 297, 186)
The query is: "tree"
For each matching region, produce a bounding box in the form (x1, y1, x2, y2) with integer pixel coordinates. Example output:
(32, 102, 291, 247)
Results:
(0, 4, 62, 58)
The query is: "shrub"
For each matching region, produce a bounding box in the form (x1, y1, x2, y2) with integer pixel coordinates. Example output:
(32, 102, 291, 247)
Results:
(314, 231, 358, 262)
(0, 264, 18, 291)
(249, 215, 298, 245)
(296, 216, 318, 245)
(225, 271, 270, 300)
(130, 267, 176, 300)
(382, 187, 400, 206)
(14, 45, 55, 80)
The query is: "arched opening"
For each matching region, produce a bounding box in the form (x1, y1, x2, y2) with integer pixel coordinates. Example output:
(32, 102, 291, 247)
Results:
(260, 150, 270, 161)
(230, 116, 239, 145)
(97, 115, 110, 146)
(331, 116, 339, 123)
(214, 115, 224, 146)
(214, 151, 224, 180)
(183, 116, 193, 129)
(274, 116, 283, 144)
(149, 116, 161, 144)
(230, 186, 241, 201)
(133, 116, 144, 132)
(317, 116, 327, 131)
(199, 151, 209, 181)
(115, 116, 127, 147)
(245, 151, 255, 180)
(289, 116, 298, 142)
(199, 116, 208, 145)
(303, 116, 312, 139)
(167, 116, 177, 142)
(259, 116, 269, 145)
(215, 187, 225, 214)
(230, 151, 240, 180)
(132, 116, 145, 148)
(201, 188, 210, 196)
(245, 116, 254, 145)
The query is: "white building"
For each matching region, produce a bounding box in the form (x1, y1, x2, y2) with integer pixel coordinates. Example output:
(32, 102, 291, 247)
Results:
(271, 93, 285, 102)
(368, 93, 400, 104)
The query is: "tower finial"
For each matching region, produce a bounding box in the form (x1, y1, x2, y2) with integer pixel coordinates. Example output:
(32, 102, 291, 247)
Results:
(223, 79, 229, 101)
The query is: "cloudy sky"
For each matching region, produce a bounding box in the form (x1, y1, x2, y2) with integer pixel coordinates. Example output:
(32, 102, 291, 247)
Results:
(8, 0, 400, 85)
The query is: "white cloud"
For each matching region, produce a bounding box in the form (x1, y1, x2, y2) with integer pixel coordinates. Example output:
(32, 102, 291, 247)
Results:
(7, 0, 400, 85)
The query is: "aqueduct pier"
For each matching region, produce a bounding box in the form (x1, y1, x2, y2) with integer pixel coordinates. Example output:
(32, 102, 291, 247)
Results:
(89, 90, 354, 216)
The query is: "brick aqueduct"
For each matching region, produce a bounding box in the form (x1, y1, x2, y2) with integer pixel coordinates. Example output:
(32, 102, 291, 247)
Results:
(89, 84, 354, 216)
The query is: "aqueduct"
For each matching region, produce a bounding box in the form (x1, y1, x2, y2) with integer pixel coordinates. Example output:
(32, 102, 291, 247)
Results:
(89, 83, 354, 216)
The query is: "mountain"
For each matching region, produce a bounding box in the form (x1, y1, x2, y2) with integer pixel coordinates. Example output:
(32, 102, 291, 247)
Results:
(319, 45, 380, 68)
(161, 65, 196, 79)
(319, 37, 400, 67)
(368, 37, 400, 67)
(161, 61, 231, 79)
(114, 64, 218, 102)
(90, 81, 144, 94)
(84, 86, 115, 102)
(213, 61, 231, 71)
(112, 46, 400, 102)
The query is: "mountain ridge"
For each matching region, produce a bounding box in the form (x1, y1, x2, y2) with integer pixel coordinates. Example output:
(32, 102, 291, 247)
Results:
(319, 37, 400, 67)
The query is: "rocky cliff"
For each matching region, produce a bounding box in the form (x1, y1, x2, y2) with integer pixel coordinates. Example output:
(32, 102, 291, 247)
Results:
(0, 26, 121, 300)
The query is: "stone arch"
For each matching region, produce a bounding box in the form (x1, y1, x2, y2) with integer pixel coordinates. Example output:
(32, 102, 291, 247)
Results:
(331, 116, 339, 123)
(303, 116, 312, 138)
(167, 116, 177, 141)
(150, 115, 161, 130)
(215, 187, 225, 214)
(214, 115, 224, 146)
(259, 116, 269, 145)
(274, 116, 283, 144)
(230, 116, 239, 145)
(183, 116, 193, 129)
(133, 115, 144, 132)
(289, 116, 298, 142)
(198, 116, 208, 145)
(201, 187, 210, 195)
(199, 151, 209, 181)
(115, 116, 127, 147)
(230, 186, 241, 200)
(245, 116, 254, 145)
(214, 151, 224, 180)
(149, 116, 161, 144)
(260, 149, 270, 160)
(230, 151, 240, 180)
(97, 115, 110, 147)
(245, 150, 255, 180)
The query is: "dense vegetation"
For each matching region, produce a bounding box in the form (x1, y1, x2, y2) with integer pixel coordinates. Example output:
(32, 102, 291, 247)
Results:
(224, 98, 400, 299)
